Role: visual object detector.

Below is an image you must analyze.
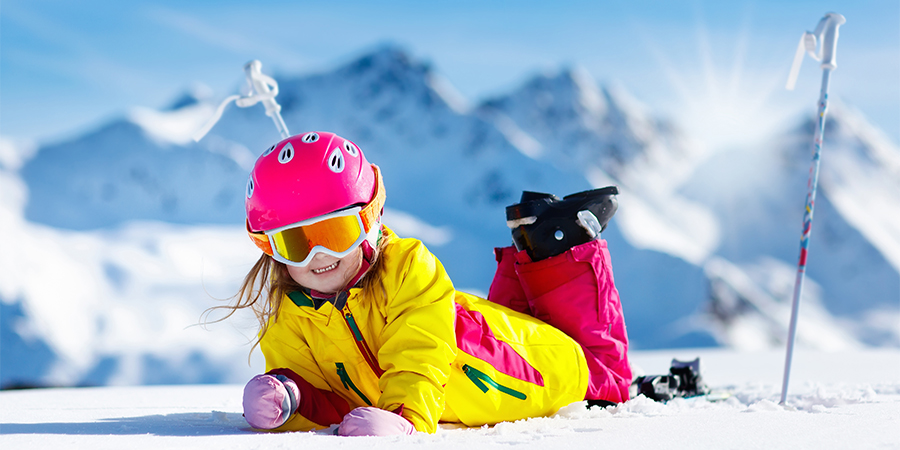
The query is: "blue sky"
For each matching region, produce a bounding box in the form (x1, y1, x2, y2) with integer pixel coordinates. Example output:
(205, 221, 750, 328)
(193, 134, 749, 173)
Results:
(2, 0, 898, 147)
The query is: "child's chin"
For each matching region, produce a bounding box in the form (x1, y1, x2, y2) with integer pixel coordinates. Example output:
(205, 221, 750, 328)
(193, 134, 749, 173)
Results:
(309, 275, 344, 294)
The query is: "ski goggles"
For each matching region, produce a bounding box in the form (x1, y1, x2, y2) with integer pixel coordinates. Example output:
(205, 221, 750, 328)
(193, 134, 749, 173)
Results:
(247, 167, 385, 267)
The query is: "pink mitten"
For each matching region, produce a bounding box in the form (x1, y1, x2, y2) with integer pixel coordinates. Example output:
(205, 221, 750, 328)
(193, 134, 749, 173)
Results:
(338, 406, 416, 436)
(242, 373, 300, 430)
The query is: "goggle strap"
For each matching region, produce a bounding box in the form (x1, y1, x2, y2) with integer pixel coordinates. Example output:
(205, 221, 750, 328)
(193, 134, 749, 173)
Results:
(247, 220, 274, 256)
(360, 165, 386, 233)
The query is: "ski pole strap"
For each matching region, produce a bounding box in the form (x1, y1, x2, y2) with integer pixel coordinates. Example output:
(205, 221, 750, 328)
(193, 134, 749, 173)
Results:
(786, 33, 812, 90)
(193, 60, 291, 141)
(192, 94, 241, 141)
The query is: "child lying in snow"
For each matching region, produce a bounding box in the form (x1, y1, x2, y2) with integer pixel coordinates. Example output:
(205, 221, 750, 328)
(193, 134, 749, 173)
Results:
(222, 131, 631, 435)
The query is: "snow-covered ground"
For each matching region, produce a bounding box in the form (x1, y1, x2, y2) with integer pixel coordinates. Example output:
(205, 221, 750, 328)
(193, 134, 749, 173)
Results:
(2, 348, 898, 449)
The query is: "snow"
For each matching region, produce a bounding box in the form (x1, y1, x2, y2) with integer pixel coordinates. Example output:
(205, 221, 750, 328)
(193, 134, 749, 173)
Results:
(611, 183, 720, 265)
(382, 208, 454, 247)
(425, 72, 472, 115)
(127, 102, 216, 146)
(2, 348, 898, 449)
(816, 105, 900, 272)
(0, 138, 37, 173)
(702, 257, 861, 351)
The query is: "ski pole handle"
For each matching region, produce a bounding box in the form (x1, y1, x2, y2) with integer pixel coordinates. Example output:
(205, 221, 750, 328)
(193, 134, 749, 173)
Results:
(243, 60, 291, 139)
(785, 12, 846, 90)
(244, 61, 279, 116)
(816, 13, 846, 70)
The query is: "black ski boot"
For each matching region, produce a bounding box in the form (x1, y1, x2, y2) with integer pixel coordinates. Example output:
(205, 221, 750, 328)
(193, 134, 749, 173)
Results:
(506, 186, 618, 261)
(631, 358, 710, 402)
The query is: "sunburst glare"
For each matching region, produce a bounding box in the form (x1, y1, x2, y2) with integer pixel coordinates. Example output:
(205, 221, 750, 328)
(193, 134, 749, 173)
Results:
(643, 14, 793, 154)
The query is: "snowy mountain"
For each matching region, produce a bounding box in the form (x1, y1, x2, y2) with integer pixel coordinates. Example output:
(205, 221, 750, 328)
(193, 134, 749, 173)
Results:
(211, 47, 590, 216)
(2, 45, 898, 389)
(477, 67, 689, 178)
(477, 67, 718, 265)
(682, 105, 900, 347)
(21, 120, 247, 229)
(476, 67, 899, 349)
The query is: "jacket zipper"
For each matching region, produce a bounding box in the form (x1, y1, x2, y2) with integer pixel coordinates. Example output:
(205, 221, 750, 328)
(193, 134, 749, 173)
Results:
(342, 310, 385, 378)
(462, 364, 527, 400)
(336, 362, 372, 406)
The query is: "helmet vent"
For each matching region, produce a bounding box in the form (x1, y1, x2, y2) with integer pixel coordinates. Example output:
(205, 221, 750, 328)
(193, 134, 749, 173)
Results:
(278, 143, 295, 164)
(343, 140, 359, 157)
(262, 144, 276, 156)
(302, 132, 320, 143)
(328, 147, 345, 173)
(246, 176, 254, 198)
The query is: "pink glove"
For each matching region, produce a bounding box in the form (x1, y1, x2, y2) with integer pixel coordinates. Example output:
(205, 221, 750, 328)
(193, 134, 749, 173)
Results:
(338, 406, 416, 436)
(242, 373, 300, 430)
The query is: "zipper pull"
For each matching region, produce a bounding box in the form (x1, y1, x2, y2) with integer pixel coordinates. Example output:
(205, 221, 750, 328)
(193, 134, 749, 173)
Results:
(462, 365, 489, 393)
(336, 362, 350, 390)
(345, 312, 364, 341)
(335, 362, 372, 406)
(462, 364, 527, 400)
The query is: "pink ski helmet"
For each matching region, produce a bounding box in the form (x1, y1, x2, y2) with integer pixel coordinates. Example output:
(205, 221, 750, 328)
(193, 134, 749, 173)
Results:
(244, 132, 385, 263)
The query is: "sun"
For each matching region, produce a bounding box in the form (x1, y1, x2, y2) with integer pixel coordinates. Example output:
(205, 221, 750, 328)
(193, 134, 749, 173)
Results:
(646, 19, 793, 154)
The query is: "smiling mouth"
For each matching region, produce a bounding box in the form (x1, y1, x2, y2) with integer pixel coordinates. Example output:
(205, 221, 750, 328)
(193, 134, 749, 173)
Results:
(311, 261, 339, 274)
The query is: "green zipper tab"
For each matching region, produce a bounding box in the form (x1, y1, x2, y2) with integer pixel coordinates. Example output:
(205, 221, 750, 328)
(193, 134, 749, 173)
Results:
(336, 362, 372, 406)
(345, 313, 364, 341)
(462, 364, 527, 400)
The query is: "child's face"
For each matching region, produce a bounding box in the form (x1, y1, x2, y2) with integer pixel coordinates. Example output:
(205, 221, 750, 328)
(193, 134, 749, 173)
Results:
(285, 246, 363, 295)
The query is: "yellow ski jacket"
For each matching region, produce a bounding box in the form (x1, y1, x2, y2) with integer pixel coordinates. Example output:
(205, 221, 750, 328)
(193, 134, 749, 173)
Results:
(261, 228, 589, 433)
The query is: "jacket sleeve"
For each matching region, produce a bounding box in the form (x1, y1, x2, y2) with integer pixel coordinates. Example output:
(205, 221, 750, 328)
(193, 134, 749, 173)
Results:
(375, 239, 459, 433)
(261, 324, 352, 431)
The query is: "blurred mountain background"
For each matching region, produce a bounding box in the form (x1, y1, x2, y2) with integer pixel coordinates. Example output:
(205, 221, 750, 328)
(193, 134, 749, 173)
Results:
(2, 1, 898, 389)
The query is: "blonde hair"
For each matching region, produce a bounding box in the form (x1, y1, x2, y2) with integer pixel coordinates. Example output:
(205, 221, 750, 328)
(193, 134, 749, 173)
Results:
(206, 229, 389, 355)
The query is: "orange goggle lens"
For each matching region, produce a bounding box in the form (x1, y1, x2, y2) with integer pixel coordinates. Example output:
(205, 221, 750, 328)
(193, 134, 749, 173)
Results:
(268, 212, 365, 265)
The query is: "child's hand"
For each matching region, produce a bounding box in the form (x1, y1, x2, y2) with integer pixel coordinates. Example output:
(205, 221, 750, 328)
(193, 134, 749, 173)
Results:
(242, 373, 300, 430)
(337, 406, 416, 436)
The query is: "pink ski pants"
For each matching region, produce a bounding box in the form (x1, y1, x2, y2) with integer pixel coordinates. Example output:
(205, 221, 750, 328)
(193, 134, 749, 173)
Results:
(487, 239, 631, 402)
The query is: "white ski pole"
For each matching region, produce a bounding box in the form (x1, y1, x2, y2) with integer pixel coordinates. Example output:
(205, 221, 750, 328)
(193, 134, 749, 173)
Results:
(780, 12, 846, 405)
(193, 60, 291, 142)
